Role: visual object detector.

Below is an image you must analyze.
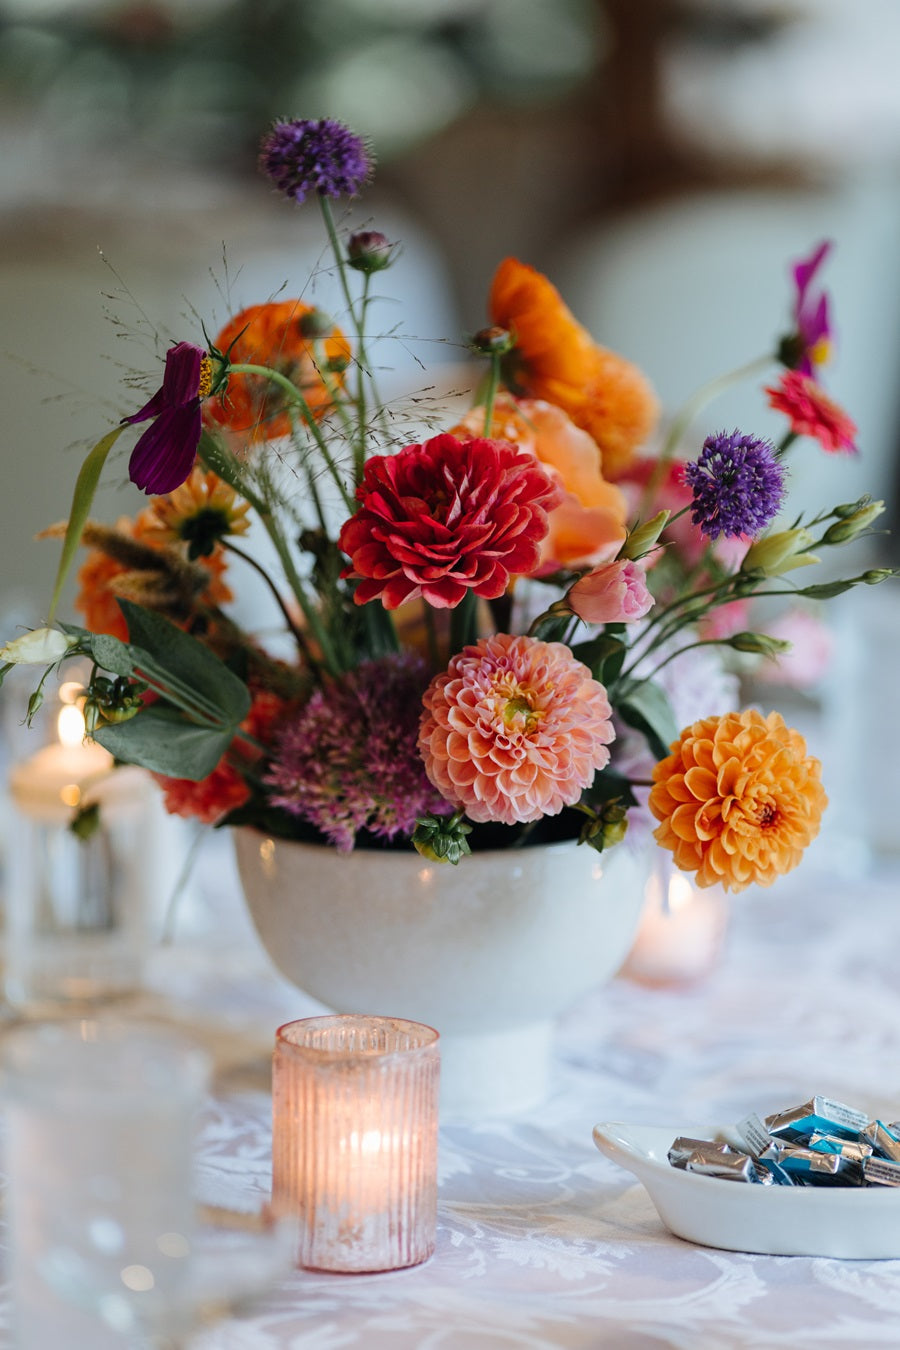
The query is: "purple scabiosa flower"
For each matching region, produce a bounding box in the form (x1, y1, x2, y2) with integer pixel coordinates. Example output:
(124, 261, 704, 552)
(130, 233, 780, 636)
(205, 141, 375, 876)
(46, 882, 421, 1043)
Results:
(684, 430, 786, 540)
(259, 118, 372, 205)
(126, 341, 212, 495)
(265, 653, 447, 853)
(779, 240, 833, 375)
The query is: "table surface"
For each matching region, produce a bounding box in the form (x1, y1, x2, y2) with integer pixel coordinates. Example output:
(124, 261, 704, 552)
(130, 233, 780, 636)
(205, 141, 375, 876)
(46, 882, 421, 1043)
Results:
(4, 839, 900, 1350)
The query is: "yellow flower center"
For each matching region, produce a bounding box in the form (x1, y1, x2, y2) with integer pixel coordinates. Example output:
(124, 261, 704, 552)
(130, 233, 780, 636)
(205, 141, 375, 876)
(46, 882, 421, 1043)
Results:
(494, 676, 544, 735)
(810, 337, 831, 367)
(198, 355, 214, 399)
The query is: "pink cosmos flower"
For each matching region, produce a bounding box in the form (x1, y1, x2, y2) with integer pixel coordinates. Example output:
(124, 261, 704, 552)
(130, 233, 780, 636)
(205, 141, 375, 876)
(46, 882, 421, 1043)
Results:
(766, 370, 857, 455)
(418, 633, 615, 825)
(338, 434, 561, 609)
(126, 342, 213, 494)
(566, 559, 653, 625)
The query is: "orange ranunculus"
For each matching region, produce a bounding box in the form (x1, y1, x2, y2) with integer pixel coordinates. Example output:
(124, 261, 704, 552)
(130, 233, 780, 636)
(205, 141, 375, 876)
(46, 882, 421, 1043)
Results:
(488, 259, 659, 479)
(75, 511, 233, 641)
(452, 395, 628, 571)
(648, 709, 827, 894)
(204, 300, 351, 442)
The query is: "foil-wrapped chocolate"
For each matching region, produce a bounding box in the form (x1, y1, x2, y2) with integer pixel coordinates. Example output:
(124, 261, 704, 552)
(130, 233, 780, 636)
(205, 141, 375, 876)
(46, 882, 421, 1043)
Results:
(684, 1146, 770, 1184)
(863, 1156, 900, 1187)
(778, 1145, 863, 1186)
(765, 1096, 869, 1144)
(863, 1121, 900, 1163)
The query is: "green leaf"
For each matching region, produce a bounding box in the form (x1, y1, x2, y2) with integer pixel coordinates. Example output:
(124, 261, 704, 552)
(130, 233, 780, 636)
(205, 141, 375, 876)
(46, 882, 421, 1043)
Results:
(47, 425, 126, 623)
(118, 600, 251, 725)
(92, 705, 236, 780)
(90, 633, 135, 677)
(528, 613, 571, 644)
(571, 635, 626, 684)
(616, 679, 679, 761)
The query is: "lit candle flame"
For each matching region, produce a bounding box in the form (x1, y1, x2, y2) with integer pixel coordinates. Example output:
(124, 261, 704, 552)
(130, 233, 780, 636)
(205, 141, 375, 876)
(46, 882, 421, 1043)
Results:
(57, 702, 86, 749)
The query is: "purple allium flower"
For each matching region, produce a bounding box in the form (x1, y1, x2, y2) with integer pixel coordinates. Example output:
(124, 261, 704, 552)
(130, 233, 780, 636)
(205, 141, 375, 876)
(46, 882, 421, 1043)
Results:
(684, 430, 786, 540)
(259, 118, 372, 205)
(126, 341, 212, 495)
(265, 653, 447, 853)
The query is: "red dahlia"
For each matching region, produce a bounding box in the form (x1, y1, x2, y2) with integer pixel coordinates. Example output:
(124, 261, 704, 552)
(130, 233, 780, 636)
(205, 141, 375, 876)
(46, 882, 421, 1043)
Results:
(338, 433, 561, 609)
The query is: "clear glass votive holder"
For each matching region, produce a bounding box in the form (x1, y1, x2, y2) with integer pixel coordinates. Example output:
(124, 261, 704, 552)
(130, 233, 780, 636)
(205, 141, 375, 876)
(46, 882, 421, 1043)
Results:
(5, 765, 154, 1011)
(2, 1018, 211, 1349)
(620, 854, 729, 988)
(271, 1014, 441, 1273)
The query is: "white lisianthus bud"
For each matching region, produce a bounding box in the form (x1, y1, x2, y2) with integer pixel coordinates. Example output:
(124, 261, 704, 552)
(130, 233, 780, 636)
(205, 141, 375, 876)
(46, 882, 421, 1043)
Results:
(0, 627, 73, 665)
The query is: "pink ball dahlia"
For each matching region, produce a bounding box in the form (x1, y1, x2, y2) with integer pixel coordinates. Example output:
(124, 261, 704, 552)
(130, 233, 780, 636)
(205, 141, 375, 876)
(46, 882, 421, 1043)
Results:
(419, 633, 615, 826)
(338, 433, 561, 609)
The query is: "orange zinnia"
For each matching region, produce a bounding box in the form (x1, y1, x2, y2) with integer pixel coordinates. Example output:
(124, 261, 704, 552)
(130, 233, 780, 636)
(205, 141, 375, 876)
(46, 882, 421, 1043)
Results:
(489, 258, 659, 479)
(648, 709, 827, 893)
(452, 395, 628, 571)
(205, 300, 351, 442)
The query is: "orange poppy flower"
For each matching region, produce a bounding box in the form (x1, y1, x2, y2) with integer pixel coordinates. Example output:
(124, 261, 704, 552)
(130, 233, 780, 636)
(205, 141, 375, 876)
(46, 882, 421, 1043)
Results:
(648, 709, 827, 893)
(452, 395, 628, 571)
(489, 258, 659, 479)
(205, 300, 351, 442)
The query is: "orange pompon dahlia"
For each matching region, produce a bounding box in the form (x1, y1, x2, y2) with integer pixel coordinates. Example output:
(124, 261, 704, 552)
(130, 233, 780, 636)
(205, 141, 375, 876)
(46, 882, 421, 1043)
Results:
(648, 709, 827, 893)
(452, 395, 628, 571)
(418, 633, 615, 826)
(488, 258, 659, 479)
(204, 300, 351, 442)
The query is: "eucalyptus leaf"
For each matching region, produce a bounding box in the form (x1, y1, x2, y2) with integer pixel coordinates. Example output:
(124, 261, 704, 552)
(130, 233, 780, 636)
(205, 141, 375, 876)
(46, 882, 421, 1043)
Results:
(617, 680, 679, 761)
(118, 600, 251, 725)
(92, 705, 236, 780)
(47, 425, 125, 623)
(90, 633, 135, 677)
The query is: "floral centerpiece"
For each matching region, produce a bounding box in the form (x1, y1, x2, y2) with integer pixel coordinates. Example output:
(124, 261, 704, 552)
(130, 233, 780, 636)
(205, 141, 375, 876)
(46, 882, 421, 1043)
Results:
(1, 118, 892, 898)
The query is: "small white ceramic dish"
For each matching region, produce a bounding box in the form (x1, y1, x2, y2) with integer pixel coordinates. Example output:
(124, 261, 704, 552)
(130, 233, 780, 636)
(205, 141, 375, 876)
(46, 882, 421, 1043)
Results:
(593, 1121, 900, 1259)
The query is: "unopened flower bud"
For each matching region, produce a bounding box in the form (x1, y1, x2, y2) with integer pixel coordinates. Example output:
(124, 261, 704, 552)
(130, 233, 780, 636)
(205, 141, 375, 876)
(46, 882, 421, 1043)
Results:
(298, 307, 335, 339)
(863, 568, 894, 585)
(347, 230, 396, 273)
(741, 528, 819, 576)
(728, 631, 793, 657)
(620, 510, 670, 561)
(469, 326, 515, 357)
(578, 800, 629, 853)
(822, 499, 885, 545)
(412, 811, 472, 866)
(0, 626, 73, 666)
(833, 496, 871, 519)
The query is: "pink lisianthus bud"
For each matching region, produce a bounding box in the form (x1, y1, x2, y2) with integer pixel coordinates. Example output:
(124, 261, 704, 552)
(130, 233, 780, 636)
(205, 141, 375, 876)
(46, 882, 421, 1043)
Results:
(566, 559, 653, 625)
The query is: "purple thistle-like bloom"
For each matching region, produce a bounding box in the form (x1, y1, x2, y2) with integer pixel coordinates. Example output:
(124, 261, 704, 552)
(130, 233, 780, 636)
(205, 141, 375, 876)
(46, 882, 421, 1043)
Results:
(265, 653, 447, 853)
(684, 430, 786, 540)
(259, 118, 372, 205)
(126, 341, 212, 495)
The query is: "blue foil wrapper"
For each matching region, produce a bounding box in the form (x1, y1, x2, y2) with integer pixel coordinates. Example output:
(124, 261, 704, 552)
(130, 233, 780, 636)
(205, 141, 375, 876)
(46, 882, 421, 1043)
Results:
(766, 1096, 870, 1145)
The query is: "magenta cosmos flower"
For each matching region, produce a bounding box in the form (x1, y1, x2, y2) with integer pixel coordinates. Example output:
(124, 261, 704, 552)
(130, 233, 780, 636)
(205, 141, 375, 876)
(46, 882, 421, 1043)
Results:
(126, 341, 212, 494)
(338, 434, 561, 609)
(418, 633, 615, 826)
(781, 241, 833, 376)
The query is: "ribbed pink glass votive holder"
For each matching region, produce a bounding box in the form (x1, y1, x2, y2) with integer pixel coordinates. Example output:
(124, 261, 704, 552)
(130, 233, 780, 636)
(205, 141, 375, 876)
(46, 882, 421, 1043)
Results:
(272, 1014, 440, 1272)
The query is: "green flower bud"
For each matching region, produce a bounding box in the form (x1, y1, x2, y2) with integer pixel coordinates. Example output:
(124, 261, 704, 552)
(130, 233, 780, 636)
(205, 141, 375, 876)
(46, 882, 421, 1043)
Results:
(741, 528, 819, 576)
(469, 326, 515, 357)
(298, 307, 335, 340)
(822, 500, 885, 544)
(620, 510, 671, 561)
(728, 631, 792, 657)
(863, 568, 895, 585)
(347, 231, 396, 274)
(412, 811, 472, 866)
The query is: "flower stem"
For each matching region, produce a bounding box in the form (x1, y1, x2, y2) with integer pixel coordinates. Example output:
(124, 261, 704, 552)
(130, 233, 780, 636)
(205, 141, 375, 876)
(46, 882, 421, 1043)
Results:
(227, 362, 354, 512)
(642, 353, 773, 512)
(222, 539, 314, 664)
(482, 352, 502, 435)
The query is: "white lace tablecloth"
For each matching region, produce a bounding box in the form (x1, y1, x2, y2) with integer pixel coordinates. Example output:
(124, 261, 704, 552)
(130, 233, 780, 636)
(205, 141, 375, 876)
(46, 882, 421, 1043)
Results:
(6, 853, 900, 1349)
